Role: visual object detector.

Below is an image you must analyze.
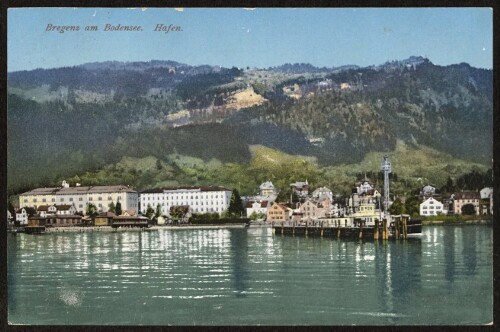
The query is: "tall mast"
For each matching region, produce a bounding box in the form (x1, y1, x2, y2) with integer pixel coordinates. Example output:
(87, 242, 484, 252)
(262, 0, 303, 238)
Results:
(381, 155, 392, 215)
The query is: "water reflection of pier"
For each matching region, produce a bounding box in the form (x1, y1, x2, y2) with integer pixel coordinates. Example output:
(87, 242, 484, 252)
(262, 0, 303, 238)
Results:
(374, 238, 422, 323)
(230, 229, 249, 297)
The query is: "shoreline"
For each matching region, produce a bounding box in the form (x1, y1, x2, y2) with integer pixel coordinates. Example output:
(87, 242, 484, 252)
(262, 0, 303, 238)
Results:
(421, 219, 492, 226)
(8, 220, 491, 233)
(22, 224, 249, 233)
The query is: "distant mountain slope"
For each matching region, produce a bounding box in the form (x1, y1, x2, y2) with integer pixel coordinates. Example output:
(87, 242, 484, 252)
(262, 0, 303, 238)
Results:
(7, 57, 492, 194)
(225, 58, 492, 164)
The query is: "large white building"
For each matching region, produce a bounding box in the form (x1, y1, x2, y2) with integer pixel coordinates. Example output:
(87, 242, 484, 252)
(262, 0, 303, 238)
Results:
(140, 186, 232, 216)
(420, 197, 444, 216)
(19, 181, 138, 215)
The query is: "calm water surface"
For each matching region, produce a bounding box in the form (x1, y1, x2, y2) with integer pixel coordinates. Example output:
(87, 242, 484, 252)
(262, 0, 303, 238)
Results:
(8, 224, 492, 325)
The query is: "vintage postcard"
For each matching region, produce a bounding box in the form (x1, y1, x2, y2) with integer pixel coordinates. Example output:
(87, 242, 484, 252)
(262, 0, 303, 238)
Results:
(6, 7, 493, 326)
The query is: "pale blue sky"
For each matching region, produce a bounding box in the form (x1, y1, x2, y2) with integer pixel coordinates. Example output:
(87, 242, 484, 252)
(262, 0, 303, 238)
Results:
(7, 7, 493, 72)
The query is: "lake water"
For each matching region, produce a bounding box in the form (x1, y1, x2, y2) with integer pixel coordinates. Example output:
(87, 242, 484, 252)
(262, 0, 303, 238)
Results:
(8, 224, 492, 326)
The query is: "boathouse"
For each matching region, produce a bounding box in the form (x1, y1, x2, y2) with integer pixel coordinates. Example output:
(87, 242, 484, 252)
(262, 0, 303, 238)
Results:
(25, 216, 46, 234)
(111, 215, 149, 228)
(94, 211, 116, 226)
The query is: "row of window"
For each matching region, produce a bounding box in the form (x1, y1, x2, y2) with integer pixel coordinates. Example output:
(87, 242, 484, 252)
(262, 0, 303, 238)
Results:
(89, 196, 122, 201)
(75, 203, 136, 210)
(143, 195, 226, 201)
(458, 199, 478, 203)
(141, 207, 223, 213)
(192, 207, 222, 212)
(142, 201, 226, 207)
(423, 206, 442, 210)
(25, 196, 124, 203)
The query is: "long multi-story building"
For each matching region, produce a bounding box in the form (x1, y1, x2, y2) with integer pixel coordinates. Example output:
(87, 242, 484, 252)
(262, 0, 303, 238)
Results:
(19, 181, 138, 214)
(139, 186, 232, 216)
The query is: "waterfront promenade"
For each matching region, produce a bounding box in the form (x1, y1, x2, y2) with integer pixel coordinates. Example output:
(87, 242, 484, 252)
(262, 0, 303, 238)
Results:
(34, 224, 248, 233)
(9, 218, 491, 234)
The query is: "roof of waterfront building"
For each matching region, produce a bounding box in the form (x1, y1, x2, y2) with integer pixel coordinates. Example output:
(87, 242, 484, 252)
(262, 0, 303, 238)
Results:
(55, 204, 74, 210)
(453, 191, 481, 200)
(246, 200, 269, 208)
(113, 215, 148, 220)
(421, 197, 443, 204)
(16, 207, 37, 215)
(96, 211, 117, 218)
(46, 214, 82, 219)
(140, 188, 164, 194)
(141, 186, 231, 194)
(272, 202, 290, 210)
(19, 187, 60, 196)
(37, 204, 74, 211)
(74, 185, 135, 194)
(21, 185, 136, 196)
(57, 186, 93, 194)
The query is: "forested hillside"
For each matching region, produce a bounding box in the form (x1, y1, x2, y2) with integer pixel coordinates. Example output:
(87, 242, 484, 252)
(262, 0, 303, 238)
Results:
(7, 57, 492, 196)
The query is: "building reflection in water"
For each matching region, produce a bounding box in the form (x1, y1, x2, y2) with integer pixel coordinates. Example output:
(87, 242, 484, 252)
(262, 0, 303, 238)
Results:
(461, 226, 477, 275)
(7, 234, 19, 313)
(443, 226, 479, 281)
(443, 226, 456, 284)
(229, 229, 249, 297)
(391, 238, 422, 307)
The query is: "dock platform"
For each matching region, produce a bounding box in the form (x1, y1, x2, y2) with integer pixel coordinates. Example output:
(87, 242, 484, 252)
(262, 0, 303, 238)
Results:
(272, 217, 422, 240)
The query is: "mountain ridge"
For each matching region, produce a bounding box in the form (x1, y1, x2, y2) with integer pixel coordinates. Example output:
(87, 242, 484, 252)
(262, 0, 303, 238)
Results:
(7, 56, 492, 195)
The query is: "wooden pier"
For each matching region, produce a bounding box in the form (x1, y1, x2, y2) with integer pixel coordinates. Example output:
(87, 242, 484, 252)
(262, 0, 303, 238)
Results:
(24, 217, 46, 234)
(272, 215, 422, 240)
